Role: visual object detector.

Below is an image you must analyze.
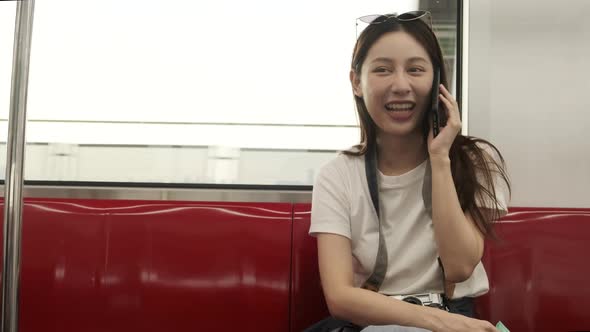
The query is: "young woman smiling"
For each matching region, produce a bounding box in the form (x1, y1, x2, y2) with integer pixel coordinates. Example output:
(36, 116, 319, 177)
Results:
(307, 12, 510, 332)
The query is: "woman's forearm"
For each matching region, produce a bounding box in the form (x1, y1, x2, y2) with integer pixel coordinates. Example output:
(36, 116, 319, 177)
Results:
(327, 286, 442, 330)
(430, 156, 483, 282)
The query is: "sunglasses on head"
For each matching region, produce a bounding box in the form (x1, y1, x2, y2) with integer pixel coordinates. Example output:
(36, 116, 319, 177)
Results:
(356, 10, 433, 37)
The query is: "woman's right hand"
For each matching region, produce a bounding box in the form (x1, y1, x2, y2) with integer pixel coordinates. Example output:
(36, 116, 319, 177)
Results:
(426, 307, 499, 332)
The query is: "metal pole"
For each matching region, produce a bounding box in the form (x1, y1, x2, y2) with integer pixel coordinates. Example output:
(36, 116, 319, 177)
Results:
(2, 1, 35, 331)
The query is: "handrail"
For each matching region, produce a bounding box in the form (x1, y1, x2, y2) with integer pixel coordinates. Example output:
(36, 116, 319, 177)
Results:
(1, 1, 35, 332)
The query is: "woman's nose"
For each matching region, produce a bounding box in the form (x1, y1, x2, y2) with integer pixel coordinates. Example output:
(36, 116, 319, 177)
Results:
(390, 73, 411, 95)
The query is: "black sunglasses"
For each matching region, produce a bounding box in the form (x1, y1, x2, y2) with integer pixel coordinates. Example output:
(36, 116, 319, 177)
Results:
(356, 10, 433, 37)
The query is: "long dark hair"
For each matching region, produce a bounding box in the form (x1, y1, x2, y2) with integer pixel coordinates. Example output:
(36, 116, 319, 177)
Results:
(344, 15, 511, 238)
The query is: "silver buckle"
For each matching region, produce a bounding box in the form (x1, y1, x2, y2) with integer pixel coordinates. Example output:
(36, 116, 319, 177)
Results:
(391, 293, 446, 309)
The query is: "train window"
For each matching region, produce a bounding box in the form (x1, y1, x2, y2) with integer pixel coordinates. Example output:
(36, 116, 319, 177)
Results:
(1, 0, 460, 186)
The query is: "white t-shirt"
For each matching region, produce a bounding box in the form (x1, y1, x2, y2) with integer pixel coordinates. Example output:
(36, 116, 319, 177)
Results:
(309, 146, 509, 299)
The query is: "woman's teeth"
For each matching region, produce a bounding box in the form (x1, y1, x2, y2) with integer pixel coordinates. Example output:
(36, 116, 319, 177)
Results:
(385, 103, 414, 111)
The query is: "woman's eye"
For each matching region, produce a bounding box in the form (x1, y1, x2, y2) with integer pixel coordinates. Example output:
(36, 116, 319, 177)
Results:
(373, 67, 390, 73)
(408, 67, 425, 73)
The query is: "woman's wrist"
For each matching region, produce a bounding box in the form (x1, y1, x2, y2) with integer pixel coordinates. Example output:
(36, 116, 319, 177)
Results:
(429, 154, 451, 170)
(418, 305, 446, 331)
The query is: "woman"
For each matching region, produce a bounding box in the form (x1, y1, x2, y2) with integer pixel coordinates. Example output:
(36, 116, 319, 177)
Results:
(307, 12, 510, 332)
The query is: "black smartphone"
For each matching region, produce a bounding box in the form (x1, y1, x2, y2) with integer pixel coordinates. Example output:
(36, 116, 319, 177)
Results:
(431, 67, 441, 137)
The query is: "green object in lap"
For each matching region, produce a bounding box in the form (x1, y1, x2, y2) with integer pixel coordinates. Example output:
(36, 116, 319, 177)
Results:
(496, 321, 510, 332)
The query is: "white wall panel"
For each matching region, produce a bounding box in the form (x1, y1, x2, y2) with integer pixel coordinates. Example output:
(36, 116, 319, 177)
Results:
(468, 0, 590, 208)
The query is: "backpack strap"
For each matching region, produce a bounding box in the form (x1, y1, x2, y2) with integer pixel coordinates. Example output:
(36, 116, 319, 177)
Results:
(361, 145, 448, 299)
(361, 144, 387, 291)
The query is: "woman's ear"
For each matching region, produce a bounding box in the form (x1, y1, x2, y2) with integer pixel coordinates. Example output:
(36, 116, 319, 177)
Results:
(350, 69, 363, 98)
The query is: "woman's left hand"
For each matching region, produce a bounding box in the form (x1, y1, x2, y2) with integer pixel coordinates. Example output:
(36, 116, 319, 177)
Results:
(427, 84, 462, 159)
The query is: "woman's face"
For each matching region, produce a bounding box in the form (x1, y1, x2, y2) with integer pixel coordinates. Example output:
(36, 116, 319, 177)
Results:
(351, 31, 435, 138)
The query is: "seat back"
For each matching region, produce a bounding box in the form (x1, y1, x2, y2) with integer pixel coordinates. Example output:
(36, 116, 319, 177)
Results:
(2, 199, 293, 332)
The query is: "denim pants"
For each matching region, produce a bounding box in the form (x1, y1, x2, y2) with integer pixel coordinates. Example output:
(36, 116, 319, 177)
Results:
(303, 297, 474, 332)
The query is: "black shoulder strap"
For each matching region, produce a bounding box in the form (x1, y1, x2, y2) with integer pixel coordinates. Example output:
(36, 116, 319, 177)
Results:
(361, 144, 388, 291)
(361, 147, 446, 296)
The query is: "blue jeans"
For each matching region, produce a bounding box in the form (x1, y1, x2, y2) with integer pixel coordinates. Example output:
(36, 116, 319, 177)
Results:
(303, 297, 475, 332)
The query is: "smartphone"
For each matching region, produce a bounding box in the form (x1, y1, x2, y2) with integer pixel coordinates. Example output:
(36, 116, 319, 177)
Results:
(431, 67, 441, 137)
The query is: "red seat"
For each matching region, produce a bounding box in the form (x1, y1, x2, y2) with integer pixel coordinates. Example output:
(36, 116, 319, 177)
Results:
(475, 207, 590, 332)
(291, 205, 590, 332)
(2, 199, 293, 332)
(1, 199, 589, 332)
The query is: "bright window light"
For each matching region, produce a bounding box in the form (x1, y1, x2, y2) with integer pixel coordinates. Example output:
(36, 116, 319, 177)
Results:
(2, 0, 421, 150)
